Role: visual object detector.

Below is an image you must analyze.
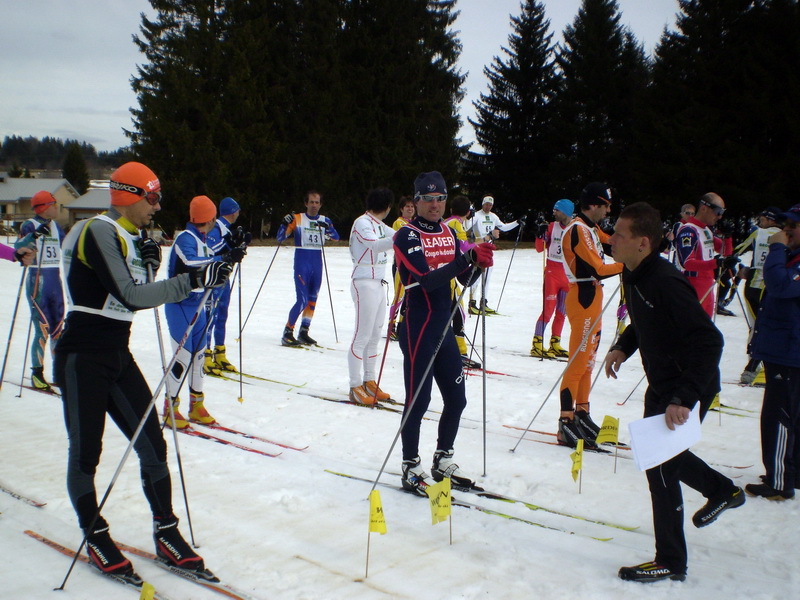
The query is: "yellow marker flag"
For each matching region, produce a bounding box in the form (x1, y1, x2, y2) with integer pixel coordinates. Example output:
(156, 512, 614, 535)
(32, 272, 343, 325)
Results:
(139, 581, 156, 600)
(710, 393, 720, 410)
(571, 439, 584, 482)
(368, 489, 387, 534)
(595, 415, 619, 445)
(425, 478, 452, 525)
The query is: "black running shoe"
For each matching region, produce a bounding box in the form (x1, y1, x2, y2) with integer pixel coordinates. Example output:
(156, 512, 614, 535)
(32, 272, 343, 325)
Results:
(619, 561, 686, 583)
(745, 482, 795, 500)
(692, 486, 746, 527)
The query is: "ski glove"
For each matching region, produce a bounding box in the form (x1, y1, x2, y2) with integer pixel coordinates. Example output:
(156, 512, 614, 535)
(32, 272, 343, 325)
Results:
(189, 261, 233, 289)
(470, 242, 495, 269)
(223, 246, 247, 264)
(283, 213, 294, 225)
(32, 222, 50, 239)
(138, 238, 162, 275)
(228, 226, 252, 248)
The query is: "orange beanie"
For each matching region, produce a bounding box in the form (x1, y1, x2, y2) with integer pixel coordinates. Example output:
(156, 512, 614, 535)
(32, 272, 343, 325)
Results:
(31, 190, 57, 214)
(110, 162, 160, 206)
(189, 195, 217, 224)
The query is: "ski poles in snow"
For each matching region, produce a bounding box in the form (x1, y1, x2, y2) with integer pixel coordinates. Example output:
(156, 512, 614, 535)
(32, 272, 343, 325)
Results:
(320, 232, 339, 343)
(0, 267, 27, 390)
(495, 217, 526, 312)
(239, 242, 282, 337)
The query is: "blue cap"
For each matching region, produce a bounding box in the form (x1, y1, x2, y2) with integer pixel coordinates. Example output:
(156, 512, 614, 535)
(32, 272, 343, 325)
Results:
(220, 197, 240, 216)
(553, 199, 574, 216)
(780, 203, 800, 223)
(413, 171, 447, 199)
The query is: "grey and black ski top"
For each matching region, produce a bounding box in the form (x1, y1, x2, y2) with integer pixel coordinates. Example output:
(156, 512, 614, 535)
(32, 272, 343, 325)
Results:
(58, 208, 193, 352)
(611, 250, 723, 411)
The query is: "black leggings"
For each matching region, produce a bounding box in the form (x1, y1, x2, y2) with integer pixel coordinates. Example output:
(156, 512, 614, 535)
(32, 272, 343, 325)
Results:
(55, 349, 173, 530)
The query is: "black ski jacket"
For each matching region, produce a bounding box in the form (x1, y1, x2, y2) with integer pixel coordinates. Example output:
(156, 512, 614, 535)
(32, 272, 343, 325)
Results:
(611, 251, 723, 413)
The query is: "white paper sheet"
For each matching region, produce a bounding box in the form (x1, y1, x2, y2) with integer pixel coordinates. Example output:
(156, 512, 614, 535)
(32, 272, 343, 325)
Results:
(628, 406, 702, 471)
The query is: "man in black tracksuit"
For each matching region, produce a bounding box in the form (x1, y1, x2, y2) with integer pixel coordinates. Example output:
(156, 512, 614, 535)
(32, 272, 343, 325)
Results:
(604, 202, 744, 583)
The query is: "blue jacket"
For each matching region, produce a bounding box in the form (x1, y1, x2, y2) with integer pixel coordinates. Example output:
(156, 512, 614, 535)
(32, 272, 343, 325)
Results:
(750, 243, 800, 368)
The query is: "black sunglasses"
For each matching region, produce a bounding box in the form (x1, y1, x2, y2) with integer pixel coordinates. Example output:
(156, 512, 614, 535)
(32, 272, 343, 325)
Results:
(700, 199, 725, 216)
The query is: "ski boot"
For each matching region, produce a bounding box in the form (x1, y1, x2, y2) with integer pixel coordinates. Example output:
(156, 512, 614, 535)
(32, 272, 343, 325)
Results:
(202, 349, 221, 376)
(281, 326, 302, 347)
(163, 396, 190, 429)
(213, 345, 237, 372)
(401, 456, 434, 496)
(153, 515, 211, 577)
(461, 354, 482, 369)
(297, 326, 317, 346)
(364, 380, 390, 402)
(549, 335, 569, 358)
(349, 385, 376, 405)
(188, 392, 216, 424)
(574, 410, 600, 444)
(468, 300, 481, 315)
(84, 519, 135, 577)
(31, 367, 53, 392)
(432, 449, 477, 489)
(530, 335, 555, 359)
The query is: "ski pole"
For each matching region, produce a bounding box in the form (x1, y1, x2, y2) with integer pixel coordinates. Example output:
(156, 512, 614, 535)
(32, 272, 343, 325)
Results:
(510, 281, 622, 453)
(370, 266, 478, 493)
(617, 373, 646, 406)
(239, 242, 282, 337)
(18, 234, 48, 396)
(0, 267, 27, 389)
(366, 280, 400, 404)
(15, 319, 34, 398)
(237, 262, 244, 402)
(57, 287, 214, 591)
(495, 218, 526, 312)
(320, 233, 339, 343)
(480, 270, 488, 477)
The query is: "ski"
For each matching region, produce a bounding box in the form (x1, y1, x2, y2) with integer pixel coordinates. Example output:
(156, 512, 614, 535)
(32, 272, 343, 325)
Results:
(0, 481, 46, 508)
(116, 542, 260, 600)
(238, 371, 307, 388)
(323, 470, 612, 541)
(24, 530, 172, 599)
(296, 390, 405, 415)
(709, 407, 756, 419)
(4, 380, 62, 397)
(178, 428, 281, 458)
(206, 371, 253, 386)
(464, 367, 522, 378)
(195, 422, 308, 451)
(379, 472, 639, 531)
(502, 425, 617, 454)
(502, 350, 568, 362)
(719, 403, 759, 414)
(503, 424, 630, 450)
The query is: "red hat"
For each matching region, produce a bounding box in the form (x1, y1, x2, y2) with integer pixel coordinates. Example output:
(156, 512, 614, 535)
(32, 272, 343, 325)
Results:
(189, 195, 217, 224)
(31, 190, 57, 214)
(110, 162, 160, 206)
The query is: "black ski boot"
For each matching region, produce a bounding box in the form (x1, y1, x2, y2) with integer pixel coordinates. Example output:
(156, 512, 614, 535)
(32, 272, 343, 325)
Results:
(84, 519, 135, 577)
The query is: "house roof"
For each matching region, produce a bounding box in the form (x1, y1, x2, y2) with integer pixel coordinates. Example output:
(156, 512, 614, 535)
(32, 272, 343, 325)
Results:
(65, 188, 112, 211)
(0, 173, 79, 203)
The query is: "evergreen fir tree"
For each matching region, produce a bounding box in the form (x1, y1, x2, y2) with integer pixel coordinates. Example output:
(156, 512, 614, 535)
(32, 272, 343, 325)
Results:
(62, 142, 90, 195)
(466, 0, 560, 216)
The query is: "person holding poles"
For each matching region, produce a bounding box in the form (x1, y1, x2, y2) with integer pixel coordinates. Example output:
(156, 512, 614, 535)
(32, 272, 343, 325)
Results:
(15, 190, 65, 391)
(348, 187, 396, 405)
(531, 198, 573, 359)
(604, 202, 744, 583)
(0, 242, 35, 265)
(468, 195, 519, 315)
(163, 195, 245, 429)
(393, 171, 493, 495)
(277, 190, 340, 347)
(388, 196, 416, 340)
(55, 162, 231, 581)
(203, 196, 250, 375)
(674, 193, 727, 318)
(557, 183, 623, 448)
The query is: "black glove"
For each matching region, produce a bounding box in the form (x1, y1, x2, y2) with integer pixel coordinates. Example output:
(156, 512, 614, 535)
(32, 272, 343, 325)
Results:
(228, 226, 252, 248)
(518, 214, 528, 226)
(315, 220, 329, 229)
(32, 222, 50, 240)
(283, 213, 294, 225)
(714, 255, 724, 269)
(536, 223, 548, 238)
(138, 238, 162, 275)
(723, 255, 740, 271)
(189, 261, 233, 289)
(223, 246, 247, 264)
(14, 248, 31, 264)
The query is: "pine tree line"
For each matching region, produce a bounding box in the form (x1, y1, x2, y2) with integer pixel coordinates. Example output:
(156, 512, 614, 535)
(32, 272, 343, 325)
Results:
(468, 0, 800, 226)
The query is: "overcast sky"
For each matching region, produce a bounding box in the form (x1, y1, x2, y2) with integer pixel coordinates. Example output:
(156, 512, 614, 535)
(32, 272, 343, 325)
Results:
(0, 0, 679, 153)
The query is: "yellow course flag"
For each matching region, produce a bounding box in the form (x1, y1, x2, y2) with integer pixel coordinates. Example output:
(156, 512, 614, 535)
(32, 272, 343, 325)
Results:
(571, 439, 584, 482)
(369, 489, 387, 534)
(139, 581, 156, 600)
(425, 478, 452, 525)
(595, 415, 619, 445)
(710, 393, 720, 409)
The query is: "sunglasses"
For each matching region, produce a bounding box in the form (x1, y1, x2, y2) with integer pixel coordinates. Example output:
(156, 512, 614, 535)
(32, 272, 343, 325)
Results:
(110, 180, 163, 206)
(700, 199, 725, 216)
(683, 211, 695, 216)
(416, 194, 447, 203)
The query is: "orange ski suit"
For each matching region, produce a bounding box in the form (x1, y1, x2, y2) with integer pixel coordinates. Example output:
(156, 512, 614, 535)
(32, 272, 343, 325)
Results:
(559, 214, 623, 415)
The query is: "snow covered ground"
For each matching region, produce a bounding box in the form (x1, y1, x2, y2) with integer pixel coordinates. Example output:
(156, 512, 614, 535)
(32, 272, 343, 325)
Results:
(0, 241, 796, 599)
